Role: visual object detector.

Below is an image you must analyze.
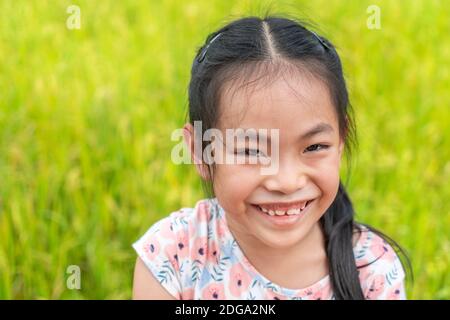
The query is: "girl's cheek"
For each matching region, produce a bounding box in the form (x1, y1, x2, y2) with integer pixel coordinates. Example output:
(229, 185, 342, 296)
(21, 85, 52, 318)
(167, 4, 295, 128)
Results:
(311, 161, 341, 200)
(216, 163, 263, 181)
(214, 165, 260, 192)
(310, 159, 340, 181)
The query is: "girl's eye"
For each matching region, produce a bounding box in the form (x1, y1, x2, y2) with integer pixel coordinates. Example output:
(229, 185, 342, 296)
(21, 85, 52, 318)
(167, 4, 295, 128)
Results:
(235, 148, 266, 157)
(304, 144, 329, 153)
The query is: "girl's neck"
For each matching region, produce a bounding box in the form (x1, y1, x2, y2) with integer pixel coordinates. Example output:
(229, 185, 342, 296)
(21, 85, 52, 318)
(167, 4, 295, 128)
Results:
(227, 219, 329, 289)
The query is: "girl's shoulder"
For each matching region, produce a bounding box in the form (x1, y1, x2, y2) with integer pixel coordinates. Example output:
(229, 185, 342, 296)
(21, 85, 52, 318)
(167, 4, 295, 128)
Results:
(353, 224, 401, 265)
(136, 197, 216, 238)
(352, 224, 407, 299)
(131, 198, 221, 299)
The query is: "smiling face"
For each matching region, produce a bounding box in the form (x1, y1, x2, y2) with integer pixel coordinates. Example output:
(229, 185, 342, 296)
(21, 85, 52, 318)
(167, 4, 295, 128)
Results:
(185, 66, 345, 251)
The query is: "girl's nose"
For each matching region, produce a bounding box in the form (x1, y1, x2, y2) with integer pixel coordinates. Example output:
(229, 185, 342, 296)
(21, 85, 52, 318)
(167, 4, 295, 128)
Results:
(262, 158, 308, 194)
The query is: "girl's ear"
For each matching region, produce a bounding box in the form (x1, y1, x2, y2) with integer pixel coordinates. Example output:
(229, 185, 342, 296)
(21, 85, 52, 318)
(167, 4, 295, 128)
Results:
(183, 123, 211, 180)
(338, 138, 344, 158)
(338, 116, 349, 158)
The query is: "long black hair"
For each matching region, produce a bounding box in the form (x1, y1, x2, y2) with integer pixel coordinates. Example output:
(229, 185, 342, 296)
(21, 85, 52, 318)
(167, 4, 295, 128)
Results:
(187, 15, 412, 299)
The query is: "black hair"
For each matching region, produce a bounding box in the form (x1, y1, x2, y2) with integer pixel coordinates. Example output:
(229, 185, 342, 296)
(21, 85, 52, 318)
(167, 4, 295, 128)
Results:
(187, 15, 412, 299)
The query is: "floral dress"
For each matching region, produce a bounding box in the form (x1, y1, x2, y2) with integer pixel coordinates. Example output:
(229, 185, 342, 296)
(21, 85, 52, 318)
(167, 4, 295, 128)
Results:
(132, 198, 406, 300)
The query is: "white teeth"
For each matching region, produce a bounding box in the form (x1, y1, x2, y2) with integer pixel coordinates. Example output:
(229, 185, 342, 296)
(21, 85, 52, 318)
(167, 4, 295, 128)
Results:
(258, 201, 313, 216)
(287, 208, 300, 215)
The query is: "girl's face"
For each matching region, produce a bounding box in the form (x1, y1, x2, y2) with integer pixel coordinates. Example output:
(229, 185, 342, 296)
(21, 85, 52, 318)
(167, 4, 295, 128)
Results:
(186, 69, 344, 250)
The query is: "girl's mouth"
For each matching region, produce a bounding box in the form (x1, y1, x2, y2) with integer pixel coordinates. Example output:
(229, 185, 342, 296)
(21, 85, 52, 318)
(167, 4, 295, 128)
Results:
(254, 199, 313, 215)
(251, 199, 315, 227)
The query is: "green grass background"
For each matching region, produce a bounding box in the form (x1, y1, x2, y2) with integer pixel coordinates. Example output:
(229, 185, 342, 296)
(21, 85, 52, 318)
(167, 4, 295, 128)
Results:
(0, 0, 448, 299)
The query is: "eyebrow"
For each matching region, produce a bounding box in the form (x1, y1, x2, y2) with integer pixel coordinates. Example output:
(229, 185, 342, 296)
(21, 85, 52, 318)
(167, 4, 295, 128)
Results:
(299, 122, 334, 140)
(235, 122, 334, 144)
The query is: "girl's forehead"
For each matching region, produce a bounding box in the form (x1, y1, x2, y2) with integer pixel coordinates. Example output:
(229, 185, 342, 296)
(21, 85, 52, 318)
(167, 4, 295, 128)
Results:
(217, 71, 338, 131)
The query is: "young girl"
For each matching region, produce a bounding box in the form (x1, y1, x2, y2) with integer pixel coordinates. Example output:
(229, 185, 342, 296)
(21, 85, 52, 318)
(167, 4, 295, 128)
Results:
(132, 15, 411, 300)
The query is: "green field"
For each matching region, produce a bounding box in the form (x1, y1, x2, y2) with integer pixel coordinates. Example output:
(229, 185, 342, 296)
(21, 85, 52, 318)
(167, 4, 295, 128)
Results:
(0, 0, 448, 299)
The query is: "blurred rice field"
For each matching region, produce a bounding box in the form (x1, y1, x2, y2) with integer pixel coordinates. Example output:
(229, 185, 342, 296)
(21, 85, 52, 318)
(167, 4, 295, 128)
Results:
(0, 0, 448, 299)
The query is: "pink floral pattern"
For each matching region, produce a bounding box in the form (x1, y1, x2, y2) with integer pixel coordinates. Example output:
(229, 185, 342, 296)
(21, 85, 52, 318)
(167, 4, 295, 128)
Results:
(229, 264, 252, 297)
(202, 283, 226, 300)
(133, 198, 407, 300)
